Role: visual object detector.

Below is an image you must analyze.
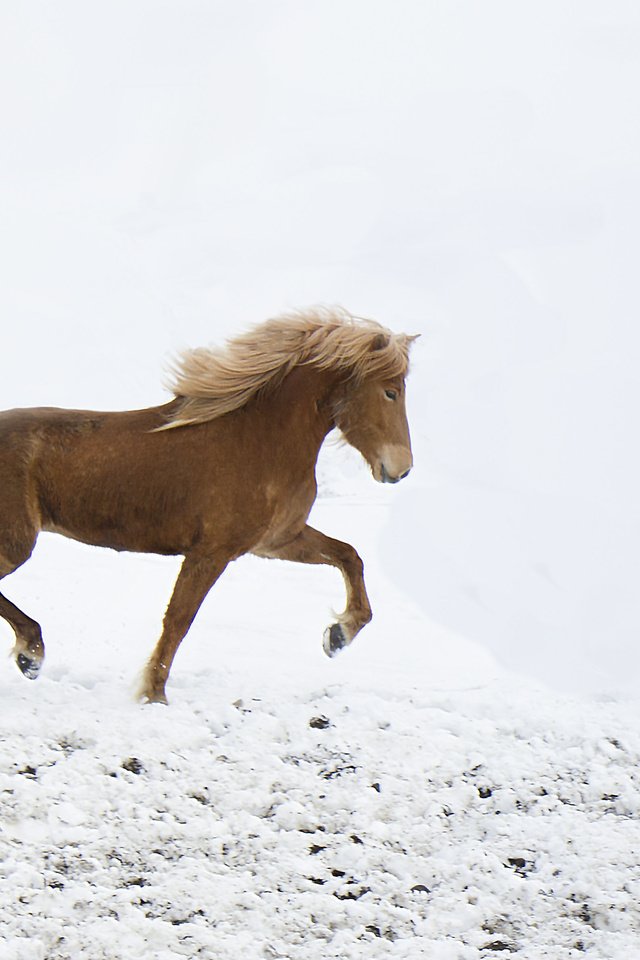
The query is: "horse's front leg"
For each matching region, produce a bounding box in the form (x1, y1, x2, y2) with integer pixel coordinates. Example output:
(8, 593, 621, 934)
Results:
(139, 553, 229, 704)
(259, 524, 372, 657)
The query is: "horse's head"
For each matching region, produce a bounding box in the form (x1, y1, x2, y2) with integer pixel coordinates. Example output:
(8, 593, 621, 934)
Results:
(333, 333, 416, 484)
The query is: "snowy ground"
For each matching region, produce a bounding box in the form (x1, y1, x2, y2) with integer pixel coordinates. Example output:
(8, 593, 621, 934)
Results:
(1, 457, 639, 959)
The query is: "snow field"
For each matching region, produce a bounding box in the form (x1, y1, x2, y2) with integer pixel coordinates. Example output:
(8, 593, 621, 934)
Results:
(2, 666, 640, 959)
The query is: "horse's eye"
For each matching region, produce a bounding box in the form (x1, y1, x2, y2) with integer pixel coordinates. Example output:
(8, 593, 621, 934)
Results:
(384, 389, 397, 401)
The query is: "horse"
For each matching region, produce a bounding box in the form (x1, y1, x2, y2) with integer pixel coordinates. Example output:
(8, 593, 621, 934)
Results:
(0, 308, 417, 703)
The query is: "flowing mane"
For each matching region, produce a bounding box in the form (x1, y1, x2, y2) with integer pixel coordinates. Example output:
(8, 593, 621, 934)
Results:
(161, 307, 415, 429)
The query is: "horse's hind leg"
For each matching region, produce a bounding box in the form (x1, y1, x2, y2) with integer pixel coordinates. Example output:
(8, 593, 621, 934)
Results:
(257, 524, 372, 657)
(0, 527, 43, 679)
(0, 591, 44, 679)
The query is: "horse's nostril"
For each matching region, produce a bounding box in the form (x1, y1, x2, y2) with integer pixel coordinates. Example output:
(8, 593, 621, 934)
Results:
(399, 468, 411, 480)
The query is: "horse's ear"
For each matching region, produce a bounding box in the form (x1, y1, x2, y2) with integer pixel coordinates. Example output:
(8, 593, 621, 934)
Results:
(370, 333, 389, 351)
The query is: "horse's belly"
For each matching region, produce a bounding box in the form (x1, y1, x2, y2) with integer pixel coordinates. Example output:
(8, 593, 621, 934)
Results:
(43, 517, 187, 556)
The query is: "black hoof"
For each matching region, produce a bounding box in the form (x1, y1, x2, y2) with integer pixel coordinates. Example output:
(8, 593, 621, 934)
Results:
(17, 653, 41, 680)
(323, 623, 348, 658)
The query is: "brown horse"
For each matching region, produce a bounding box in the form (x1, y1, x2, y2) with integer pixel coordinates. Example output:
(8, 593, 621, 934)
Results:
(0, 308, 416, 703)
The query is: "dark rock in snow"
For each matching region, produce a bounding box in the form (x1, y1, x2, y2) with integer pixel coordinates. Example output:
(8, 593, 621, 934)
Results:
(309, 715, 330, 729)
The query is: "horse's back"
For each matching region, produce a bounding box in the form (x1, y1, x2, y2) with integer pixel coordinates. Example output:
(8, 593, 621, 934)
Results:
(0, 404, 149, 484)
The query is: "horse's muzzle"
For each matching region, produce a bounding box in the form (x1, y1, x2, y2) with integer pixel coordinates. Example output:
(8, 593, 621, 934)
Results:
(380, 463, 411, 484)
(374, 443, 413, 484)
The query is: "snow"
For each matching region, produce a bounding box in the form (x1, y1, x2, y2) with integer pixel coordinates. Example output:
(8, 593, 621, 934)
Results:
(5, 676, 640, 960)
(2, 2, 640, 957)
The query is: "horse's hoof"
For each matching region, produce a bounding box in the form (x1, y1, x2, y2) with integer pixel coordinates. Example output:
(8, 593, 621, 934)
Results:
(139, 688, 169, 706)
(323, 623, 348, 658)
(16, 653, 41, 680)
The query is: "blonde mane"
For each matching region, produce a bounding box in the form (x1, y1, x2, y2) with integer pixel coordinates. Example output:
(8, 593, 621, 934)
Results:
(161, 307, 416, 428)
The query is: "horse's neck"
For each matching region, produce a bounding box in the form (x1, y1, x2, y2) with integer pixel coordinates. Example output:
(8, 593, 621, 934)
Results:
(260, 366, 338, 455)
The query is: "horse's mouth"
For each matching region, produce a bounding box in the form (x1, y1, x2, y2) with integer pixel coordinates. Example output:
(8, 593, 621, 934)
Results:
(378, 463, 411, 484)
